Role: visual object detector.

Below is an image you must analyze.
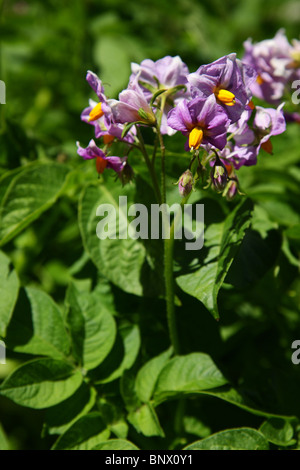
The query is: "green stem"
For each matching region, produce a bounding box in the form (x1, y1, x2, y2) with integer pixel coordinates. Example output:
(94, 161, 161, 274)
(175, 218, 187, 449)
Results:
(136, 126, 161, 204)
(164, 223, 179, 354)
(164, 193, 192, 355)
(158, 128, 166, 204)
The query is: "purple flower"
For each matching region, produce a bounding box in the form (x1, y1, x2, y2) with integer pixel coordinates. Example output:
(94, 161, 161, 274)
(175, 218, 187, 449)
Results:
(187, 53, 256, 123)
(76, 140, 127, 174)
(167, 95, 229, 151)
(110, 76, 156, 125)
(130, 56, 191, 135)
(219, 103, 286, 169)
(243, 30, 294, 103)
(81, 71, 135, 144)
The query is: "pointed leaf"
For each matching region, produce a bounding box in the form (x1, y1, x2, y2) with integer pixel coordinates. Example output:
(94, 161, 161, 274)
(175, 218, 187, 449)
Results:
(92, 439, 139, 450)
(153, 353, 228, 404)
(184, 428, 269, 450)
(65, 282, 116, 370)
(176, 198, 253, 319)
(51, 412, 110, 450)
(0, 251, 19, 337)
(6, 287, 70, 359)
(0, 163, 69, 246)
(0, 358, 82, 409)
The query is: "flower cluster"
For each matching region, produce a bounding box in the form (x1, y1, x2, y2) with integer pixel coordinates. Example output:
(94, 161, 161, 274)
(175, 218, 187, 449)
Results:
(77, 30, 298, 199)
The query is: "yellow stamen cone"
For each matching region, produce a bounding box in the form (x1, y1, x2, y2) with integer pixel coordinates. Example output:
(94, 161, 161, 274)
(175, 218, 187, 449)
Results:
(88, 102, 104, 122)
(189, 126, 203, 150)
(256, 75, 264, 85)
(216, 89, 236, 106)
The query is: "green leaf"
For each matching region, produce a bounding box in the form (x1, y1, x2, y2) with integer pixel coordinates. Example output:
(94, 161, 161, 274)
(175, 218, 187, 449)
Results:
(94, 323, 140, 384)
(199, 385, 296, 420)
(6, 287, 70, 359)
(176, 198, 253, 319)
(93, 36, 131, 97)
(79, 182, 146, 296)
(135, 347, 173, 403)
(0, 163, 70, 246)
(225, 229, 281, 288)
(128, 403, 165, 438)
(0, 358, 82, 409)
(44, 382, 97, 436)
(0, 424, 9, 450)
(65, 282, 116, 370)
(153, 353, 228, 404)
(0, 251, 19, 337)
(51, 412, 110, 450)
(259, 418, 296, 447)
(92, 439, 139, 450)
(184, 428, 269, 450)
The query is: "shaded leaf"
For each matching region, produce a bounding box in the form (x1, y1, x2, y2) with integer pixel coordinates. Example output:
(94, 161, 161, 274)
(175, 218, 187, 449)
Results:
(65, 282, 116, 370)
(0, 251, 19, 337)
(92, 439, 139, 450)
(153, 353, 228, 404)
(6, 287, 70, 359)
(0, 163, 70, 246)
(176, 198, 253, 319)
(51, 412, 110, 450)
(259, 418, 296, 447)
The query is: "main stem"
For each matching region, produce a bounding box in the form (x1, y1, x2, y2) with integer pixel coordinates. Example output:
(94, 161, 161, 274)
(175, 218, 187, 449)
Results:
(136, 126, 161, 204)
(157, 122, 181, 355)
(164, 222, 180, 354)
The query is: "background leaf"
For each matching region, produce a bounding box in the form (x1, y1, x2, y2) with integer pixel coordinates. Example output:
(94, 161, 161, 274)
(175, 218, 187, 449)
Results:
(79, 182, 147, 296)
(184, 428, 269, 450)
(92, 439, 139, 450)
(51, 412, 110, 450)
(6, 287, 70, 359)
(0, 251, 19, 337)
(0, 163, 70, 246)
(176, 198, 253, 319)
(153, 353, 228, 404)
(0, 358, 82, 409)
(65, 282, 117, 370)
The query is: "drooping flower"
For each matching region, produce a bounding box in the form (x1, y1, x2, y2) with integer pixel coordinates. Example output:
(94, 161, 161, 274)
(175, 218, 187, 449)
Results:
(216, 103, 286, 169)
(243, 30, 295, 103)
(76, 139, 127, 174)
(81, 71, 135, 144)
(130, 56, 191, 135)
(187, 53, 257, 123)
(167, 95, 229, 151)
(110, 76, 156, 125)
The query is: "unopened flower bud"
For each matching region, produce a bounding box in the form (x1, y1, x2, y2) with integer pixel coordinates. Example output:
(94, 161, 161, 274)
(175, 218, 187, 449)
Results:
(178, 169, 194, 197)
(119, 162, 134, 186)
(223, 178, 238, 201)
(211, 160, 228, 193)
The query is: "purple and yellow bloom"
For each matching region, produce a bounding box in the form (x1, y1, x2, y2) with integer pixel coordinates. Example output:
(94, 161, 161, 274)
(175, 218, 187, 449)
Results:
(81, 71, 135, 144)
(76, 139, 127, 175)
(130, 56, 191, 135)
(217, 103, 286, 169)
(167, 95, 229, 151)
(243, 30, 295, 103)
(187, 53, 256, 123)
